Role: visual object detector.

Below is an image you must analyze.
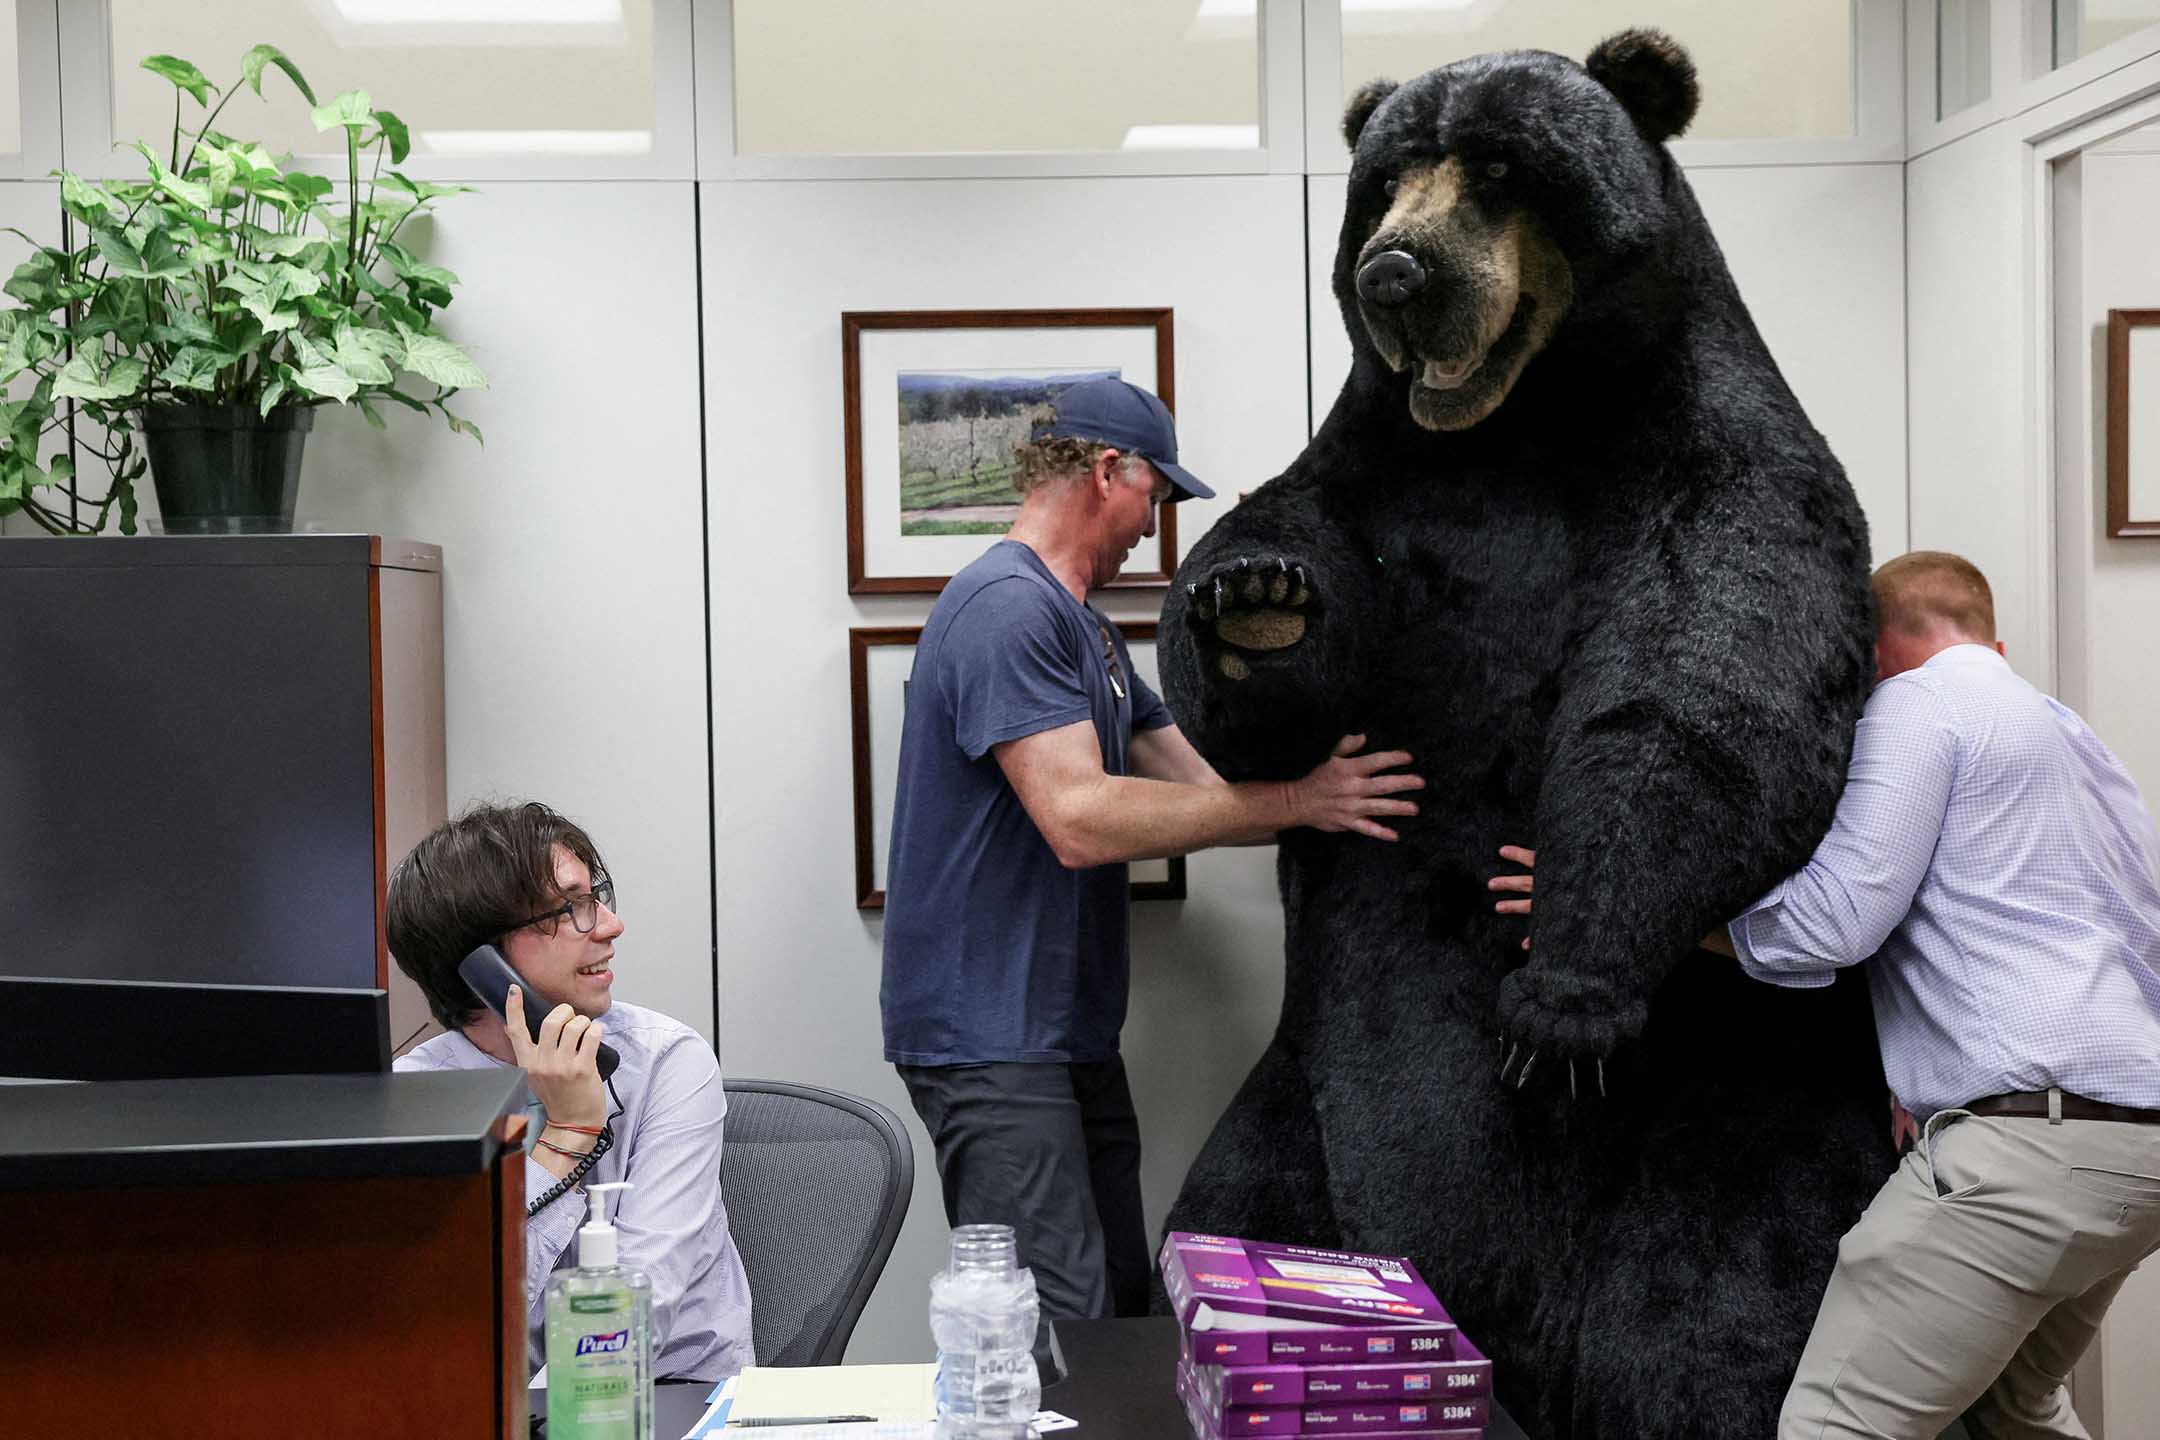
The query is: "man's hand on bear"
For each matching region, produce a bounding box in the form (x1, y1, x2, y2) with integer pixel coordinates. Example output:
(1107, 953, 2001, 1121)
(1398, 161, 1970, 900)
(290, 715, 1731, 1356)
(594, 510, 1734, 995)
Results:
(1186, 555, 1314, 681)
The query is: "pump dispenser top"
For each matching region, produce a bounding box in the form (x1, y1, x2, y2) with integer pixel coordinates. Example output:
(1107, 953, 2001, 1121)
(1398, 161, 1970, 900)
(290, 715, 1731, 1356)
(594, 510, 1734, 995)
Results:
(578, 1181, 632, 1268)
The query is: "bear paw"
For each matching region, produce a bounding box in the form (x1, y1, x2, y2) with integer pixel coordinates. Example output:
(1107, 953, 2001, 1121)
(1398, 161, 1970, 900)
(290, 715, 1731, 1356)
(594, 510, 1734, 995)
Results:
(1186, 556, 1315, 682)
(1494, 968, 1648, 1098)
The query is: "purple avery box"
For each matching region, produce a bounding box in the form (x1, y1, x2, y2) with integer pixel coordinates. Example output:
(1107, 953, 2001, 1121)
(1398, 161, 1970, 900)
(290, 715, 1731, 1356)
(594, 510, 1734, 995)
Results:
(1163, 1233, 1459, 1367)
(1188, 1336, 1493, 1407)
(1177, 1358, 1488, 1439)
(1179, 1358, 1491, 1435)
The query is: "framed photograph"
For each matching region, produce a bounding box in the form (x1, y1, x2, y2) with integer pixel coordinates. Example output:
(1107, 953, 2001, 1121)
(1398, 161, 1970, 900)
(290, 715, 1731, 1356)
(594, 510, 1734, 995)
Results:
(850, 621, 1186, 909)
(2106, 309, 2160, 538)
(842, 308, 1179, 594)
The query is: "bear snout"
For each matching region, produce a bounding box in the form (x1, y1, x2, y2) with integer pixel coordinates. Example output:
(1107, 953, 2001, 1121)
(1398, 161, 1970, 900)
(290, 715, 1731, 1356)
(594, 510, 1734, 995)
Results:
(1357, 249, 1427, 308)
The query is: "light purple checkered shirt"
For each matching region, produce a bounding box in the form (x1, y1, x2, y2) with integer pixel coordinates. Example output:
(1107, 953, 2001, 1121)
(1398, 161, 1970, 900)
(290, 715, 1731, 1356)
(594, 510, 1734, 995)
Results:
(1730, 644, 2160, 1119)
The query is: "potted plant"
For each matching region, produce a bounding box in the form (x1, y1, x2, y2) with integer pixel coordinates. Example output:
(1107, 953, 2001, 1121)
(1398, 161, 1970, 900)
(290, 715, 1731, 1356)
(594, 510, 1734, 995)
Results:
(0, 44, 485, 536)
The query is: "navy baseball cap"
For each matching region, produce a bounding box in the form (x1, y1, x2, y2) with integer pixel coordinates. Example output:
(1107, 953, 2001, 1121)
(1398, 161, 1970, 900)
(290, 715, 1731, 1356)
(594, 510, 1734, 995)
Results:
(1030, 377, 1214, 502)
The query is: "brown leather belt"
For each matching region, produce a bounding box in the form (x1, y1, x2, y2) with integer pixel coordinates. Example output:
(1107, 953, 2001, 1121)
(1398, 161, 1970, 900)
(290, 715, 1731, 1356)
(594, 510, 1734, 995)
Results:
(1967, 1091, 2160, 1125)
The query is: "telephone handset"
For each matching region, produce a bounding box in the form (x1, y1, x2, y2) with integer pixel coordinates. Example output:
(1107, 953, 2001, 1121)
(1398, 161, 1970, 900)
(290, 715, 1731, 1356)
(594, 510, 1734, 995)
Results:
(459, 942, 621, 1082)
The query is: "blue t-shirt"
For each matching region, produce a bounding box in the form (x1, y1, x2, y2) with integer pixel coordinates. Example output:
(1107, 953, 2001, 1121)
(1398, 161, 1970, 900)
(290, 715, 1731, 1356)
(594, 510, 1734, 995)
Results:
(880, 541, 1173, 1066)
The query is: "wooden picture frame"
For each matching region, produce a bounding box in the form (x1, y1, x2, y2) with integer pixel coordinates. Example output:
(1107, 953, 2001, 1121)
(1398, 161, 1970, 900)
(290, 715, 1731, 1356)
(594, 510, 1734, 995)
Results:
(849, 621, 1187, 909)
(2106, 309, 2160, 538)
(842, 308, 1179, 593)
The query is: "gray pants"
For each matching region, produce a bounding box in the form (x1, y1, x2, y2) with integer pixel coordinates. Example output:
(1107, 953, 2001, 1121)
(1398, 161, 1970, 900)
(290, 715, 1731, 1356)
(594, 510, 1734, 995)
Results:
(1780, 1106, 2160, 1439)
(898, 1058, 1150, 1322)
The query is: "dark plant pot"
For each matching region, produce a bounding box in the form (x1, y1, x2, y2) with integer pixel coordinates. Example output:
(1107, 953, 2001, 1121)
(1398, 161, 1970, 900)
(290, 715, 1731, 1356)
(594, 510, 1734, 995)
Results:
(140, 402, 315, 535)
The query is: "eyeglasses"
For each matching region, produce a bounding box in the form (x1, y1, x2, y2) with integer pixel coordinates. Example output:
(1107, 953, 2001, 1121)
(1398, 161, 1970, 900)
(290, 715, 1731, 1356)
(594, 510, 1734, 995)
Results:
(508, 878, 617, 935)
(1096, 624, 1126, 700)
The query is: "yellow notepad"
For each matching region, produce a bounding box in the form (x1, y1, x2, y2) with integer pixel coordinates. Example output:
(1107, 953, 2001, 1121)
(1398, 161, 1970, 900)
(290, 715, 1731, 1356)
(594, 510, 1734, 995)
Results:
(728, 1362, 938, 1423)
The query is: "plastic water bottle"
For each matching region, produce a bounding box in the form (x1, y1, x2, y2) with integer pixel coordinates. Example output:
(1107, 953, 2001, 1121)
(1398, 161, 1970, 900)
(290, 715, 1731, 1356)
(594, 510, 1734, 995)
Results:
(929, 1224, 1041, 1440)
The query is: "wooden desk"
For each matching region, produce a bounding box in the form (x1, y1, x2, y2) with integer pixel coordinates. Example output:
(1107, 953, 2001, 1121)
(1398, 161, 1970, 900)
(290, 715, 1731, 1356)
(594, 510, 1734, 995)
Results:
(628, 1316, 1530, 1438)
(0, 1069, 529, 1439)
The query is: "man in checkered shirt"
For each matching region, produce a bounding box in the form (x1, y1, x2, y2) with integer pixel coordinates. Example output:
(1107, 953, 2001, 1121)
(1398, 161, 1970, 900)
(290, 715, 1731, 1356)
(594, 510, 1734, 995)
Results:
(1494, 551, 2160, 1438)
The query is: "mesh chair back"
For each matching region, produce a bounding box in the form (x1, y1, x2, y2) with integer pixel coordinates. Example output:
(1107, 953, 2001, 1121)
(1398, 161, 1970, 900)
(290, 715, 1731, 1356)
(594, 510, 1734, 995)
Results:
(722, 1079, 914, 1366)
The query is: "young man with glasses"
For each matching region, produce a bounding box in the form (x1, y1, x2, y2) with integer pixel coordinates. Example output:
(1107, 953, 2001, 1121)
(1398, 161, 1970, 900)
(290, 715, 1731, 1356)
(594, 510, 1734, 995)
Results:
(880, 378, 1425, 1321)
(388, 801, 753, 1383)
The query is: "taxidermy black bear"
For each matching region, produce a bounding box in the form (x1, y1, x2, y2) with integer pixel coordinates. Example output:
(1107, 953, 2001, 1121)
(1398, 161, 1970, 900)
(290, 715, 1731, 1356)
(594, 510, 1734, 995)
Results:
(1157, 30, 1892, 1440)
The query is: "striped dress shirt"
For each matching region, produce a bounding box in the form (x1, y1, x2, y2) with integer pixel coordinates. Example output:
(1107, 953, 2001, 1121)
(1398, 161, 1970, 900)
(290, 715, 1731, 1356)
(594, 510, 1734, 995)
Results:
(1730, 644, 2160, 1119)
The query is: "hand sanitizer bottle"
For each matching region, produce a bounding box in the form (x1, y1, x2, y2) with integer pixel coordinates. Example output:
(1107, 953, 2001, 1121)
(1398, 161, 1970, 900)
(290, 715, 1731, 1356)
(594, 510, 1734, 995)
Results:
(546, 1181, 654, 1440)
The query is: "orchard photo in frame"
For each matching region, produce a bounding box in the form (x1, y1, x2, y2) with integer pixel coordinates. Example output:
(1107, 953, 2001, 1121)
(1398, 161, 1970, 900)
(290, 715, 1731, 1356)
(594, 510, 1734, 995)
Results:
(843, 308, 1179, 593)
(850, 621, 1186, 909)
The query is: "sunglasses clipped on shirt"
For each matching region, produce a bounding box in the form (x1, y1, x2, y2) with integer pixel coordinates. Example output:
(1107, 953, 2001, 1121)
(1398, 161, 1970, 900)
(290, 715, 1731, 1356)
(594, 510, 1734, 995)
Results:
(1096, 624, 1126, 700)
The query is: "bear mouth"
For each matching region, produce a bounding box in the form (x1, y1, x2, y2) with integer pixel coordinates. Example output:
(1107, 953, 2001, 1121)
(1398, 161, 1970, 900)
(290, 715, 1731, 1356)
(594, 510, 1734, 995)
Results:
(1405, 296, 1534, 416)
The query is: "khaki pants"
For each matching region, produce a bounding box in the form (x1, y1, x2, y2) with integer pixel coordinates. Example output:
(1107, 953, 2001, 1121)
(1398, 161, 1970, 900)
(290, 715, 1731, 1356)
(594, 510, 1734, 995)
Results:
(1780, 1105, 2160, 1439)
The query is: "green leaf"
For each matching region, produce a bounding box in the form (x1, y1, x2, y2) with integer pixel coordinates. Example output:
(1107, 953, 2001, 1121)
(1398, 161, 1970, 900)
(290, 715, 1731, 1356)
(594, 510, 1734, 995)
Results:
(288, 335, 358, 402)
(158, 346, 231, 392)
(284, 171, 334, 206)
(240, 225, 323, 260)
(152, 312, 220, 347)
(370, 109, 411, 165)
(330, 324, 394, 385)
(242, 44, 317, 106)
(221, 269, 299, 331)
(384, 171, 476, 203)
(358, 194, 419, 230)
(357, 396, 386, 430)
(379, 241, 460, 291)
(441, 407, 484, 446)
(140, 55, 215, 106)
(0, 319, 47, 384)
(59, 171, 128, 224)
(82, 282, 153, 347)
(51, 352, 147, 402)
(259, 377, 289, 418)
(3, 250, 61, 308)
(395, 325, 487, 390)
(375, 387, 431, 415)
(96, 226, 193, 281)
(126, 142, 211, 210)
(310, 89, 373, 134)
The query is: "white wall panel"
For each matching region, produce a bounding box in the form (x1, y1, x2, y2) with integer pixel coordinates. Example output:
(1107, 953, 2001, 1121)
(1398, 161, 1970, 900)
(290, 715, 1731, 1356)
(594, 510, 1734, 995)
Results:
(272, 183, 716, 1041)
(2053, 142, 2160, 1438)
(700, 173, 1310, 1362)
(1906, 125, 2047, 675)
(1307, 165, 1909, 554)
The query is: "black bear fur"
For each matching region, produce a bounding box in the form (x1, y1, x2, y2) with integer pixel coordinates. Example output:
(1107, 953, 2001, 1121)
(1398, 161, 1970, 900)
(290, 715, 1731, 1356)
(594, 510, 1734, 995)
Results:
(1157, 34, 1892, 1440)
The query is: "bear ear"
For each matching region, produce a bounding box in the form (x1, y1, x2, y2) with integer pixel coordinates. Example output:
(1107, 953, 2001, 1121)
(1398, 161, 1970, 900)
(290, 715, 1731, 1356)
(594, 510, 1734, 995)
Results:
(1586, 28, 1699, 144)
(1342, 78, 1399, 150)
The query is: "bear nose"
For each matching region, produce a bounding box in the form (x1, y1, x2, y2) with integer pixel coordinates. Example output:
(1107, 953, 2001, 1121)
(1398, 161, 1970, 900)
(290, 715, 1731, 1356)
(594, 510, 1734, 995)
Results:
(1357, 250, 1427, 307)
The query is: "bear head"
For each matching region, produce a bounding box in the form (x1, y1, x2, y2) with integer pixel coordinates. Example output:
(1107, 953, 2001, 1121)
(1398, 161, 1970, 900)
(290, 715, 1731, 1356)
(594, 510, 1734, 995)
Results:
(1337, 29, 1700, 432)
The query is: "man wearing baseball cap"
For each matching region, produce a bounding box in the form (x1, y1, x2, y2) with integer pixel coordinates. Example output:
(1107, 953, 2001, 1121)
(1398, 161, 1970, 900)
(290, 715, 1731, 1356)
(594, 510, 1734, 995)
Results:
(879, 377, 1424, 1320)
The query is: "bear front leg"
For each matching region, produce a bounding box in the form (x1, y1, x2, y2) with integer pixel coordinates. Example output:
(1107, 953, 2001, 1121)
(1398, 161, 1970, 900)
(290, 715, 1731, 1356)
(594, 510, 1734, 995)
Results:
(1496, 621, 1861, 1094)
(1159, 473, 1376, 781)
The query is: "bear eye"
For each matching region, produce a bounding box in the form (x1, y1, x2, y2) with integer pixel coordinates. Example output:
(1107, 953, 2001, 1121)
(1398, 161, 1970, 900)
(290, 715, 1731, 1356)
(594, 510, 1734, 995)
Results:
(1485, 160, 1509, 180)
(1383, 177, 1400, 197)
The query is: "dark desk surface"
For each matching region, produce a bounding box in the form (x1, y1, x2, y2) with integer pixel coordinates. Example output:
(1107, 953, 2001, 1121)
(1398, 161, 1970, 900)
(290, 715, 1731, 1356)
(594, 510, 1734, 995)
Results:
(628, 1316, 1528, 1439)
(0, 1069, 526, 1190)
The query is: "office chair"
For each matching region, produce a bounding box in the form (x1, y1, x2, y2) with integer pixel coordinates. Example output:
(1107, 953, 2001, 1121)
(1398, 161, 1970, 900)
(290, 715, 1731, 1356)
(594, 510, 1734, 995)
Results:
(721, 1078, 914, 1366)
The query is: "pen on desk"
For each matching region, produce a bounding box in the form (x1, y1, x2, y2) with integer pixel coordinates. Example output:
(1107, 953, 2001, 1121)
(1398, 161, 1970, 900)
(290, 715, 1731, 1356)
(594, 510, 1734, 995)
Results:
(728, 1418, 878, 1429)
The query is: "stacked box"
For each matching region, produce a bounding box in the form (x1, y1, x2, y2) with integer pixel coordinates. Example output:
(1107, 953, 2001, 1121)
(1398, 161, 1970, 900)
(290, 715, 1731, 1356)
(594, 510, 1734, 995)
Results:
(1162, 1233, 1496, 1440)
